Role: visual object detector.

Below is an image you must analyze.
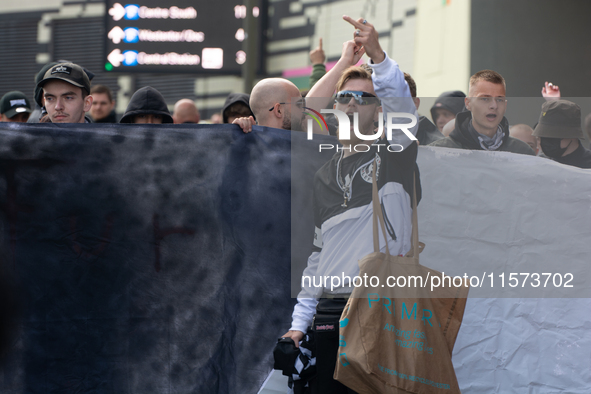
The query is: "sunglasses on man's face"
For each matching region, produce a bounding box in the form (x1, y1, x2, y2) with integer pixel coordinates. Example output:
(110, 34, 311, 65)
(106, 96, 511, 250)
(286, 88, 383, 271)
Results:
(334, 90, 379, 105)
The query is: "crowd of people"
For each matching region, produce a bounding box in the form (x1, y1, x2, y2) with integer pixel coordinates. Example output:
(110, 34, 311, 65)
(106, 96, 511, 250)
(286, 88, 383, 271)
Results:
(0, 33, 588, 168)
(0, 21, 588, 169)
(0, 13, 590, 394)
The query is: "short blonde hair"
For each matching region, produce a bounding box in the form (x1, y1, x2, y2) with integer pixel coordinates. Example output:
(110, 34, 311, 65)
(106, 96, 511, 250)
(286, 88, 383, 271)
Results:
(469, 70, 506, 92)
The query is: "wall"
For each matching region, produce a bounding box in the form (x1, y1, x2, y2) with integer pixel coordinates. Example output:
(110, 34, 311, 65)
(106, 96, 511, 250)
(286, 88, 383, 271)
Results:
(414, 0, 471, 97)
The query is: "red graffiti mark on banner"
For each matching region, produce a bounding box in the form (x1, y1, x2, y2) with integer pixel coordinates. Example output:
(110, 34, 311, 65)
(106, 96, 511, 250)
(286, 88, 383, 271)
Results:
(152, 213, 195, 272)
(68, 213, 115, 259)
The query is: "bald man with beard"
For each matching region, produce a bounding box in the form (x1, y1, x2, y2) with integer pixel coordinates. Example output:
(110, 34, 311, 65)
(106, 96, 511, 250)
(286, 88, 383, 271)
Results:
(173, 99, 200, 124)
(232, 78, 304, 132)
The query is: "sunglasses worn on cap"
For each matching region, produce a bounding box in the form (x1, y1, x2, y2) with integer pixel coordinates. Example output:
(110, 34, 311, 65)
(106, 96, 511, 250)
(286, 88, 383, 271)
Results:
(335, 90, 379, 105)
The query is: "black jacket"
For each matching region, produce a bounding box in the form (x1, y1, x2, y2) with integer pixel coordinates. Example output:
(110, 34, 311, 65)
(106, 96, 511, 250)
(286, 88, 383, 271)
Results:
(554, 143, 591, 169)
(119, 86, 172, 123)
(416, 116, 444, 146)
(428, 111, 535, 155)
(93, 110, 118, 123)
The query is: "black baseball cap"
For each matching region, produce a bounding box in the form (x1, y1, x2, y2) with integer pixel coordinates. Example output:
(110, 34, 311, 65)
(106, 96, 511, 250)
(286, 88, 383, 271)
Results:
(430, 90, 467, 122)
(36, 63, 91, 95)
(34, 61, 95, 107)
(0, 91, 32, 118)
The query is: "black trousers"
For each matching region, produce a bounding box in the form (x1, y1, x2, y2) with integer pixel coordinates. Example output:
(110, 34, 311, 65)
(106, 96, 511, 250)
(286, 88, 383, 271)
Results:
(310, 298, 358, 394)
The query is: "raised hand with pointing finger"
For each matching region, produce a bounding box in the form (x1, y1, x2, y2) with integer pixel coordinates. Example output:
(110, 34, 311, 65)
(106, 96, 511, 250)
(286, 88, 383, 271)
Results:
(343, 15, 385, 64)
(309, 38, 328, 88)
(310, 38, 326, 65)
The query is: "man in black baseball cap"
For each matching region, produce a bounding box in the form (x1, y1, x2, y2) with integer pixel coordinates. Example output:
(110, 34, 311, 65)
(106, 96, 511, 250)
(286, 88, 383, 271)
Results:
(0, 91, 32, 123)
(533, 99, 591, 169)
(36, 62, 93, 123)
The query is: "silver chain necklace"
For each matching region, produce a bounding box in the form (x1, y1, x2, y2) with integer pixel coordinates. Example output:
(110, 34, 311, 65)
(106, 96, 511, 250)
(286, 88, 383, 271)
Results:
(336, 150, 352, 207)
(337, 140, 381, 207)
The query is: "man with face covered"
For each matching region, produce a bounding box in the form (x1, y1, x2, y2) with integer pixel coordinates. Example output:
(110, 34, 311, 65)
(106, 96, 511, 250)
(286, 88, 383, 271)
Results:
(429, 70, 534, 155)
(533, 100, 591, 169)
(282, 15, 419, 393)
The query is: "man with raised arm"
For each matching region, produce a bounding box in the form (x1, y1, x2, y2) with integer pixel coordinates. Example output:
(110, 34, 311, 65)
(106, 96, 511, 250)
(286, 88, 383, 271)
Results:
(301, 16, 418, 143)
(281, 16, 420, 393)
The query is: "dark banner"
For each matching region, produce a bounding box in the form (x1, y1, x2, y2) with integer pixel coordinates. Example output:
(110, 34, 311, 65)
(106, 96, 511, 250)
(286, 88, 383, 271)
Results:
(0, 123, 330, 394)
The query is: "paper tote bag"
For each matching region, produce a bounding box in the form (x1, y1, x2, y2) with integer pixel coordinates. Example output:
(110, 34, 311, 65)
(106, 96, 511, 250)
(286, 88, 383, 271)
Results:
(334, 162, 469, 394)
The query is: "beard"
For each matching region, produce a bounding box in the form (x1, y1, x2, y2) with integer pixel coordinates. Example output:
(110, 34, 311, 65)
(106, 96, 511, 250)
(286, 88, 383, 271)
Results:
(282, 113, 302, 131)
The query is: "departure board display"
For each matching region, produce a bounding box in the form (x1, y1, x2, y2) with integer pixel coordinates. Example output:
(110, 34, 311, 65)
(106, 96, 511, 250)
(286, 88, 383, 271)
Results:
(104, 1, 263, 74)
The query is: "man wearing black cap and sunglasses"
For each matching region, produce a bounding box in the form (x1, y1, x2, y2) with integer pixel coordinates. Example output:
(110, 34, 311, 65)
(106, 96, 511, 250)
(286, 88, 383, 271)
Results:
(36, 62, 93, 124)
(282, 15, 420, 394)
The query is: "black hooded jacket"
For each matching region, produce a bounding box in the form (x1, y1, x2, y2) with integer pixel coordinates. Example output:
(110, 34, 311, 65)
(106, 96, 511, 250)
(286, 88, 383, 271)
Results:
(119, 86, 173, 123)
(428, 111, 535, 155)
